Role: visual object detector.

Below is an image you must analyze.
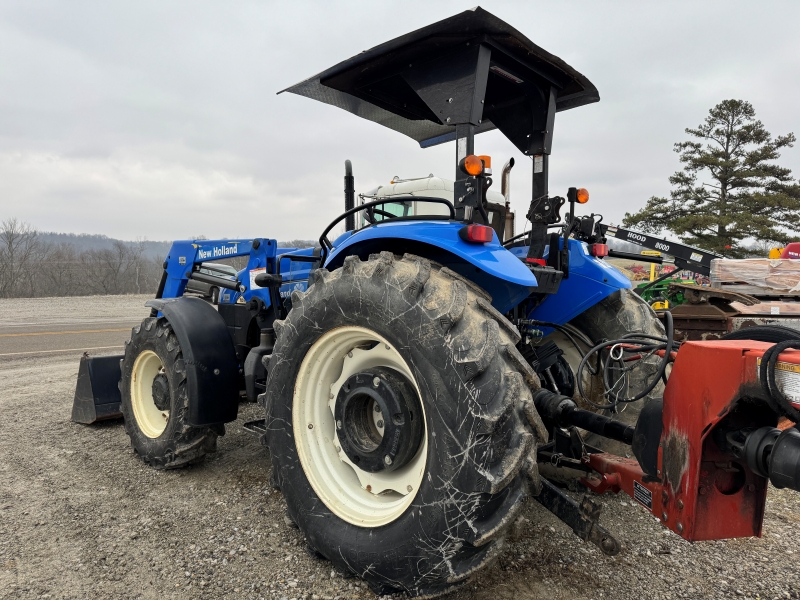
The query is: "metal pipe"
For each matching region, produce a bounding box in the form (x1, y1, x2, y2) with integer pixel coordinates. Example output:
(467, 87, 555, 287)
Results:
(501, 157, 515, 208)
(344, 160, 355, 232)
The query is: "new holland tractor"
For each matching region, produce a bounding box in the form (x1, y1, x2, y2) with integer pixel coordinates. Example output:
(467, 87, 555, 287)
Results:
(73, 8, 800, 598)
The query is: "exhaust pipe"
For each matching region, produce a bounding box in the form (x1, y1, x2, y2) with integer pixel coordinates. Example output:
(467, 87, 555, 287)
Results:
(501, 158, 514, 208)
(501, 158, 515, 238)
(344, 160, 355, 232)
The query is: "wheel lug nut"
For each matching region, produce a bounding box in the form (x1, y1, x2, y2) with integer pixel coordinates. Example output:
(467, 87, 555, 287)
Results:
(308, 423, 313, 429)
(336, 420, 342, 429)
(377, 420, 384, 428)
(374, 404, 381, 413)
(384, 455, 392, 465)
(373, 377, 380, 387)
(366, 485, 372, 492)
(406, 485, 412, 492)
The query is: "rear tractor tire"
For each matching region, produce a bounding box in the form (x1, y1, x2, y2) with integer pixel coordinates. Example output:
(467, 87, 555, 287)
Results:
(265, 252, 547, 597)
(548, 288, 666, 457)
(119, 316, 218, 469)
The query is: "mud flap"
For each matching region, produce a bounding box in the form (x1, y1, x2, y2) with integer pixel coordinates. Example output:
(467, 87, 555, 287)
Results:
(71, 354, 124, 424)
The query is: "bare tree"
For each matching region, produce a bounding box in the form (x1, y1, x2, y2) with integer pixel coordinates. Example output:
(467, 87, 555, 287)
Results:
(79, 241, 141, 295)
(0, 218, 42, 298)
(38, 242, 83, 296)
(0, 219, 187, 298)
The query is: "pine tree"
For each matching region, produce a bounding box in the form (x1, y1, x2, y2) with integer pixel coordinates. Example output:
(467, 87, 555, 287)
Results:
(622, 100, 800, 257)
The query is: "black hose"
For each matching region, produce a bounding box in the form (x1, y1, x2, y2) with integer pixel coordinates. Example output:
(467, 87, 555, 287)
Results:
(576, 311, 675, 411)
(759, 340, 800, 423)
(723, 325, 800, 344)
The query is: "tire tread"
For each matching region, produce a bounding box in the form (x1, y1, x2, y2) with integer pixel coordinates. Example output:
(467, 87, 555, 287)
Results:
(268, 253, 546, 597)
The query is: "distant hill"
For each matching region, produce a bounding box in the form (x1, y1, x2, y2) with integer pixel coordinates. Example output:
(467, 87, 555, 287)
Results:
(38, 232, 172, 260)
(38, 232, 316, 260)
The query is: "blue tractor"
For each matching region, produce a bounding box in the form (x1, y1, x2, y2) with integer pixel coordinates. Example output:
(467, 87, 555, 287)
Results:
(73, 8, 667, 596)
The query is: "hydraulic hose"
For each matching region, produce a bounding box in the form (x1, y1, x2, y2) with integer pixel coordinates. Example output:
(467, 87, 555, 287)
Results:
(759, 340, 800, 423)
(575, 311, 676, 411)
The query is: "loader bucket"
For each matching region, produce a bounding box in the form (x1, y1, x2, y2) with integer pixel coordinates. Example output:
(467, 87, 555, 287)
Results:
(71, 354, 124, 424)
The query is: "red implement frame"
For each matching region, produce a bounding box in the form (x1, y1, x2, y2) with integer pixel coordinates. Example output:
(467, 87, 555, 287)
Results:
(582, 340, 800, 542)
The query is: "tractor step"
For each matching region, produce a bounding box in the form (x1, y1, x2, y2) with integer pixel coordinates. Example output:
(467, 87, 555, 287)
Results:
(243, 419, 268, 446)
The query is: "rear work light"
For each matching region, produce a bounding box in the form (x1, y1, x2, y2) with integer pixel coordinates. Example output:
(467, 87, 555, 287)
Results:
(589, 243, 609, 257)
(459, 224, 494, 243)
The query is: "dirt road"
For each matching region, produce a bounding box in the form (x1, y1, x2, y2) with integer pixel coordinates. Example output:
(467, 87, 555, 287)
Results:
(1, 295, 799, 600)
(0, 295, 149, 358)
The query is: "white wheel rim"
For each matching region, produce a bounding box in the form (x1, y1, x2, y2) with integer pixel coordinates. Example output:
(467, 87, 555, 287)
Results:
(293, 326, 428, 527)
(130, 349, 169, 438)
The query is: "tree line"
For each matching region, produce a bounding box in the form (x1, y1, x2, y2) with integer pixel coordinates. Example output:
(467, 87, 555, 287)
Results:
(0, 219, 319, 299)
(0, 218, 163, 298)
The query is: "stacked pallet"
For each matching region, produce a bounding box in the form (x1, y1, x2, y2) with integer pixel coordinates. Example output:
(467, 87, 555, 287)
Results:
(711, 258, 800, 294)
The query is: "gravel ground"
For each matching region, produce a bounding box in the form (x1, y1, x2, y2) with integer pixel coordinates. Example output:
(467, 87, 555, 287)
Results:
(1, 295, 799, 600)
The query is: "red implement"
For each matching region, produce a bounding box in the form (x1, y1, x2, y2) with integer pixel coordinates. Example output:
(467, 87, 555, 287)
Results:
(582, 340, 800, 542)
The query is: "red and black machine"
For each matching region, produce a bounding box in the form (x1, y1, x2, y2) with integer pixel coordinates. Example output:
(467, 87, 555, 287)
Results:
(532, 319, 800, 553)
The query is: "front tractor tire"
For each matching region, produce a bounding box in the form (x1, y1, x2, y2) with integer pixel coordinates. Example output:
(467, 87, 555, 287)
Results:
(265, 253, 547, 597)
(119, 317, 217, 469)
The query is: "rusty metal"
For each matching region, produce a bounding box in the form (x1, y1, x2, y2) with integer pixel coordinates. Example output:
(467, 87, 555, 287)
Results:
(665, 286, 800, 341)
(669, 283, 759, 306)
(668, 304, 733, 341)
(665, 284, 746, 341)
(534, 478, 621, 555)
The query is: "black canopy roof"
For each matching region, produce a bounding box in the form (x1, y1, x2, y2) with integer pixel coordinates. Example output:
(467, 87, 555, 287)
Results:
(280, 7, 599, 150)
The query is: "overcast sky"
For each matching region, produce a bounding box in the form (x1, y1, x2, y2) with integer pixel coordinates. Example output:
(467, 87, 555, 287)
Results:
(1, 1, 798, 242)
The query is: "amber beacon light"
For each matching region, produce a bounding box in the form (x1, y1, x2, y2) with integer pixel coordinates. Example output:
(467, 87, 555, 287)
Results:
(460, 154, 492, 176)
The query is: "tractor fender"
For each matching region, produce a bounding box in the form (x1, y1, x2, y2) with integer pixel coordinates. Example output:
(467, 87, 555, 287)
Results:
(324, 221, 536, 313)
(510, 238, 632, 326)
(145, 297, 240, 426)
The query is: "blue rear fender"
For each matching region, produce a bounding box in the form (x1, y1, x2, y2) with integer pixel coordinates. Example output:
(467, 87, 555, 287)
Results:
(324, 221, 537, 313)
(509, 238, 631, 325)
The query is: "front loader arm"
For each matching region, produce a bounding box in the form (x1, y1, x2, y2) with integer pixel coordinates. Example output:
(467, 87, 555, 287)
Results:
(160, 238, 279, 300)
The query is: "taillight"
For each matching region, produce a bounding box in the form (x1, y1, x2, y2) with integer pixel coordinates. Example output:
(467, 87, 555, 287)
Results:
(589, 243, 609, 257)
(459, 224, 494, 244)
